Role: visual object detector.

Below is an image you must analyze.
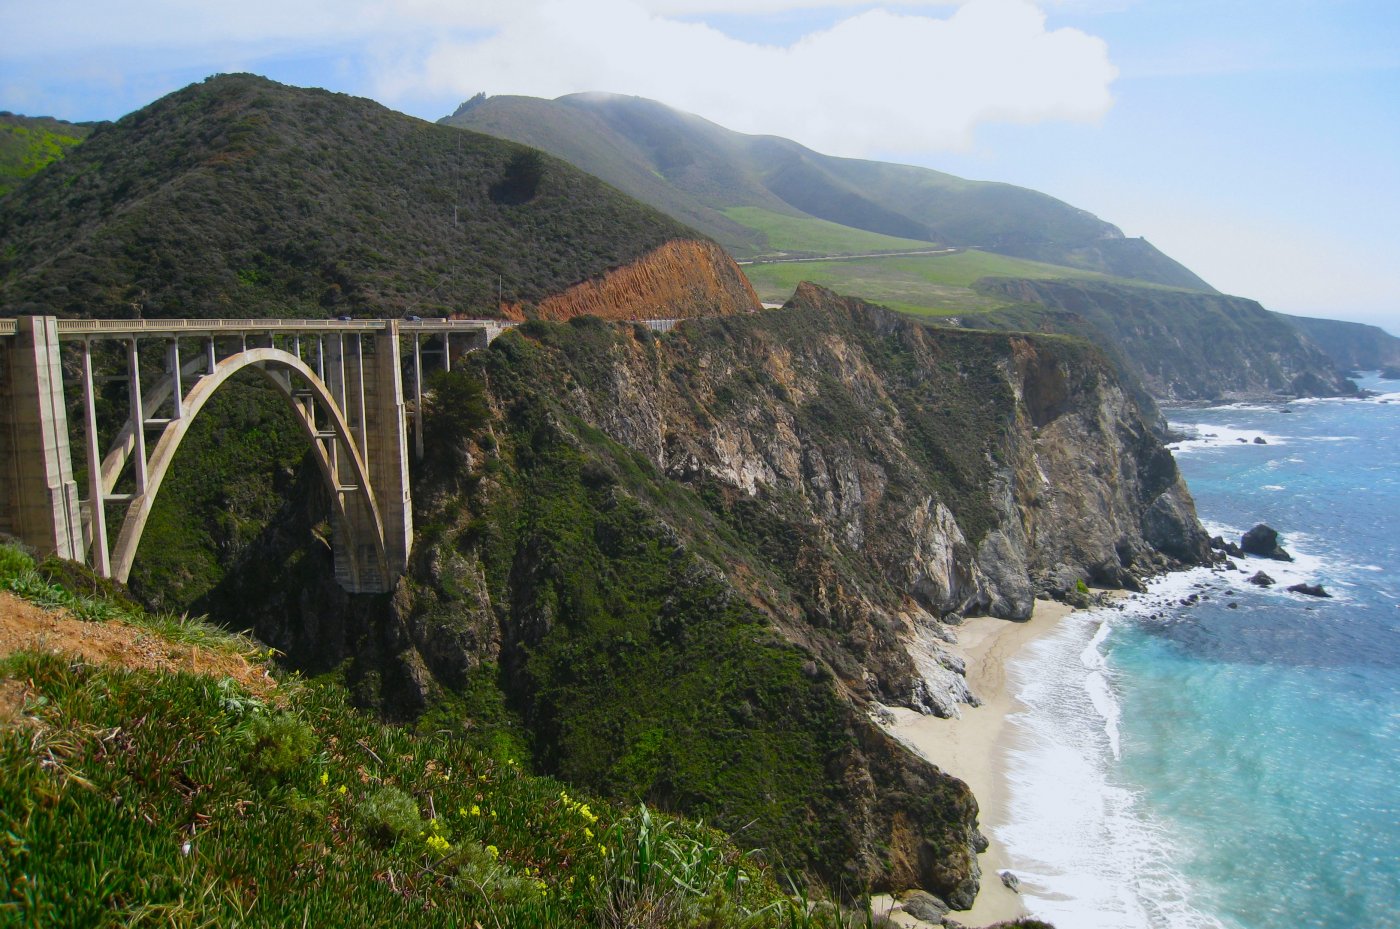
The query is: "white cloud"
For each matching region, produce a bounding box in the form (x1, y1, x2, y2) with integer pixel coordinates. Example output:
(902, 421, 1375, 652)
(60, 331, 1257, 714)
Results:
(387, 0, 1117, 156)
(0, 0, 1117, 156)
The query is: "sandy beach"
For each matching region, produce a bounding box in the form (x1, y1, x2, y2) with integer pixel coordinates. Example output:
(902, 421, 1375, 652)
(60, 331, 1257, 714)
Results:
(874, 597, 1077, 928)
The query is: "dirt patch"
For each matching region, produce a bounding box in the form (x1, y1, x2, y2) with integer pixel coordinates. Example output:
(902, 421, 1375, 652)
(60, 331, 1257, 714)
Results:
(0, 591, 275, 696)
(0, 677, 36, 729)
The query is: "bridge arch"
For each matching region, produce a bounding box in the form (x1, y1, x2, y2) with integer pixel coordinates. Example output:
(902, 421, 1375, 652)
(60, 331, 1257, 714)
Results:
(2, 315, 508, 593)
(108, 347, 390, 591)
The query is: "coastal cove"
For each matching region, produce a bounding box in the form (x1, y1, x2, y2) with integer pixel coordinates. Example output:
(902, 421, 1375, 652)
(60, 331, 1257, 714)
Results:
(925, 374, 1400, 929)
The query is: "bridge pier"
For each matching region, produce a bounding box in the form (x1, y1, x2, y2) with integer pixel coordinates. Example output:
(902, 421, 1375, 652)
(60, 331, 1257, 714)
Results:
(2, 316, 83, 561)
(366, 321, 412, 579)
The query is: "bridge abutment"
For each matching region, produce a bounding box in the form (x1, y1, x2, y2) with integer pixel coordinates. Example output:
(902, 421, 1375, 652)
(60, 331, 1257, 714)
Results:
(3, 316, 82, 560)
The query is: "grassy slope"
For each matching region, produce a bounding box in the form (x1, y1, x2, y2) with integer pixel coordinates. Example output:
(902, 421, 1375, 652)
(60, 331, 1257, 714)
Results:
(723, 206, 935, 256)
(741, 249, 1114, 316)
(0, 543, 862, 928)
(0, 113, 93, 197)
(0, 75, 697, 319)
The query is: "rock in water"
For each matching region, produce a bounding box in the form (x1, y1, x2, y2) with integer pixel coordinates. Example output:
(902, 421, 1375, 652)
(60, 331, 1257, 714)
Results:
(1000, 870, 1022, 892)
(1253, 436, 1268, 444)
(1287, 582, 1332, 598)
(1241, 524, 1294, 561)
(1249, 571, 1276, 587)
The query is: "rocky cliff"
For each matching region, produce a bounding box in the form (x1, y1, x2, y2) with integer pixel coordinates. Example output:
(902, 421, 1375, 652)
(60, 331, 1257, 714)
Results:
(203, 284, 1207, 912)
(1276, 312, 1400, 372)
(503, 239, 759, 320)
(966, 278, 1356, 403)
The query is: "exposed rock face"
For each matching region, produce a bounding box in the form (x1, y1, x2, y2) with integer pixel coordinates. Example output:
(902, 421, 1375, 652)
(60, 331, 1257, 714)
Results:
(505, 239, 760, 321)
(965, 278, 1356, 403)
(1288, 582, 1331, 598)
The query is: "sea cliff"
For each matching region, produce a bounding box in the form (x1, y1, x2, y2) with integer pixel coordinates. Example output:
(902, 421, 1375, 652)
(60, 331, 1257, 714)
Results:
(965, 277, 1356, 403)
(209, 284, 1207, 910)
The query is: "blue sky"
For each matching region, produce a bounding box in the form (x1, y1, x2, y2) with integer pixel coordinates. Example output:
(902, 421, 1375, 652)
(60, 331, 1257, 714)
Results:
(2, 0, 1396, 330)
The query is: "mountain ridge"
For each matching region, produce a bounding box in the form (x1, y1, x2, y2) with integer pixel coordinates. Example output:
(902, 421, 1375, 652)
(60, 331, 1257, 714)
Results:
(442, 91, 1214, 291)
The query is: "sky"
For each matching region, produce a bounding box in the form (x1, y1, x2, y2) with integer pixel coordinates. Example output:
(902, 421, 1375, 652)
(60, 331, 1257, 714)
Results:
(2, 0, 1397, 330)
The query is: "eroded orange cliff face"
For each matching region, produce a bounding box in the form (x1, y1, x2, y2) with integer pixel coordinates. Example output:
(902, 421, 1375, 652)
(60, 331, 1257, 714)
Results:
(501, 239, 759, 321)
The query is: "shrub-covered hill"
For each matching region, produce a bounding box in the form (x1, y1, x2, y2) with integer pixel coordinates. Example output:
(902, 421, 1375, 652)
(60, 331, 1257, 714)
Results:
(0, 112, 95, 198)
(0, 74, 706, 319)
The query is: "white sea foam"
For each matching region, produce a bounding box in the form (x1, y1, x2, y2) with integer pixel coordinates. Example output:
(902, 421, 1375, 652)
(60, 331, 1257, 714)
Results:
(1199, 520, 1347, 601)
(997, 592, 1235, 929)
(1166, 422, 1286, 455)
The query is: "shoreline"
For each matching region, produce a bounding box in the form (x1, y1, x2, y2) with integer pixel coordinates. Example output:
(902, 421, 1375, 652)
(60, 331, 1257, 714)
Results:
(876, 597, 1078, 928)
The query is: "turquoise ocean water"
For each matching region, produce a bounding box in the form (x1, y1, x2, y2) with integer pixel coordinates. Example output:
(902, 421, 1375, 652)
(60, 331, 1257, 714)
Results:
(997, 373, 1400, 929)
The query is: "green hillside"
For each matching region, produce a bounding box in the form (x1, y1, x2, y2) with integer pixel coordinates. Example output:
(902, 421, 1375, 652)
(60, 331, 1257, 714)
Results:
(0, 76, 697, 319)
(0, 112, 94, 197)
(742, 248, 1112, 316)
(723, 206, 935, 256)
(443, 92, 1213, 290)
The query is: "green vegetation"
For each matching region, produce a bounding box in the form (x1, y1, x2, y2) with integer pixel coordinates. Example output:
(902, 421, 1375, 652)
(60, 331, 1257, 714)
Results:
(0, 75, 696, 318)
(127, 373, 311, 613)
(741, 249, 1109, 316)
(0, 542, 882, 928)
(721, 206, 934, 256)
(0, 113, 93, 197)
(450, 336, 872, 883)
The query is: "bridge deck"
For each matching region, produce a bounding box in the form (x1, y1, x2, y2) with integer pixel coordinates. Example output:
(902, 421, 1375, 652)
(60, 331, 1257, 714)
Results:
(0, 317, 510, 339)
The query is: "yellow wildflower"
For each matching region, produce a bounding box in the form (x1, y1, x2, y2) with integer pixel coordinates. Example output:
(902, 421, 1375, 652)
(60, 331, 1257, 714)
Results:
(319, 771, 329, 787)
(470, 804, 481, 817)
(584, 827, 593, 840)
(337, 784, 347, 795)
(425, 834, 451, 853)
(486, 845, 499, 859)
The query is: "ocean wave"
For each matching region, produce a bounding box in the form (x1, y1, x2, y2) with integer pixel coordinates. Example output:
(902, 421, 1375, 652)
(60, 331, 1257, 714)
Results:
(999, 605, 1234, 929)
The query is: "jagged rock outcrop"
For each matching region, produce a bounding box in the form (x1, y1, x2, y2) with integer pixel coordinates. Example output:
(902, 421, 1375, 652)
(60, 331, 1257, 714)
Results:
(964, 278, 1356, 402)
(505, 239, 759, 321)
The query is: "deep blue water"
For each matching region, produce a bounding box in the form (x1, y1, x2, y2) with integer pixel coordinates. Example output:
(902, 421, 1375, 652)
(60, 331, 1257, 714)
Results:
(998, 374, 1400, 929)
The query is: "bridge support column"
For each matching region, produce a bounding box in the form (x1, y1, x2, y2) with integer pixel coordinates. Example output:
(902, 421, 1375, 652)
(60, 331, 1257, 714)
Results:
(4, 316, 82, 560)
(365, 321, 413, 581)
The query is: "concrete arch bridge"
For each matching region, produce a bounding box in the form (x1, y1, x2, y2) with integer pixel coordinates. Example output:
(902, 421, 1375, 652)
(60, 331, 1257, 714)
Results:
(0, 316, 509, 593)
